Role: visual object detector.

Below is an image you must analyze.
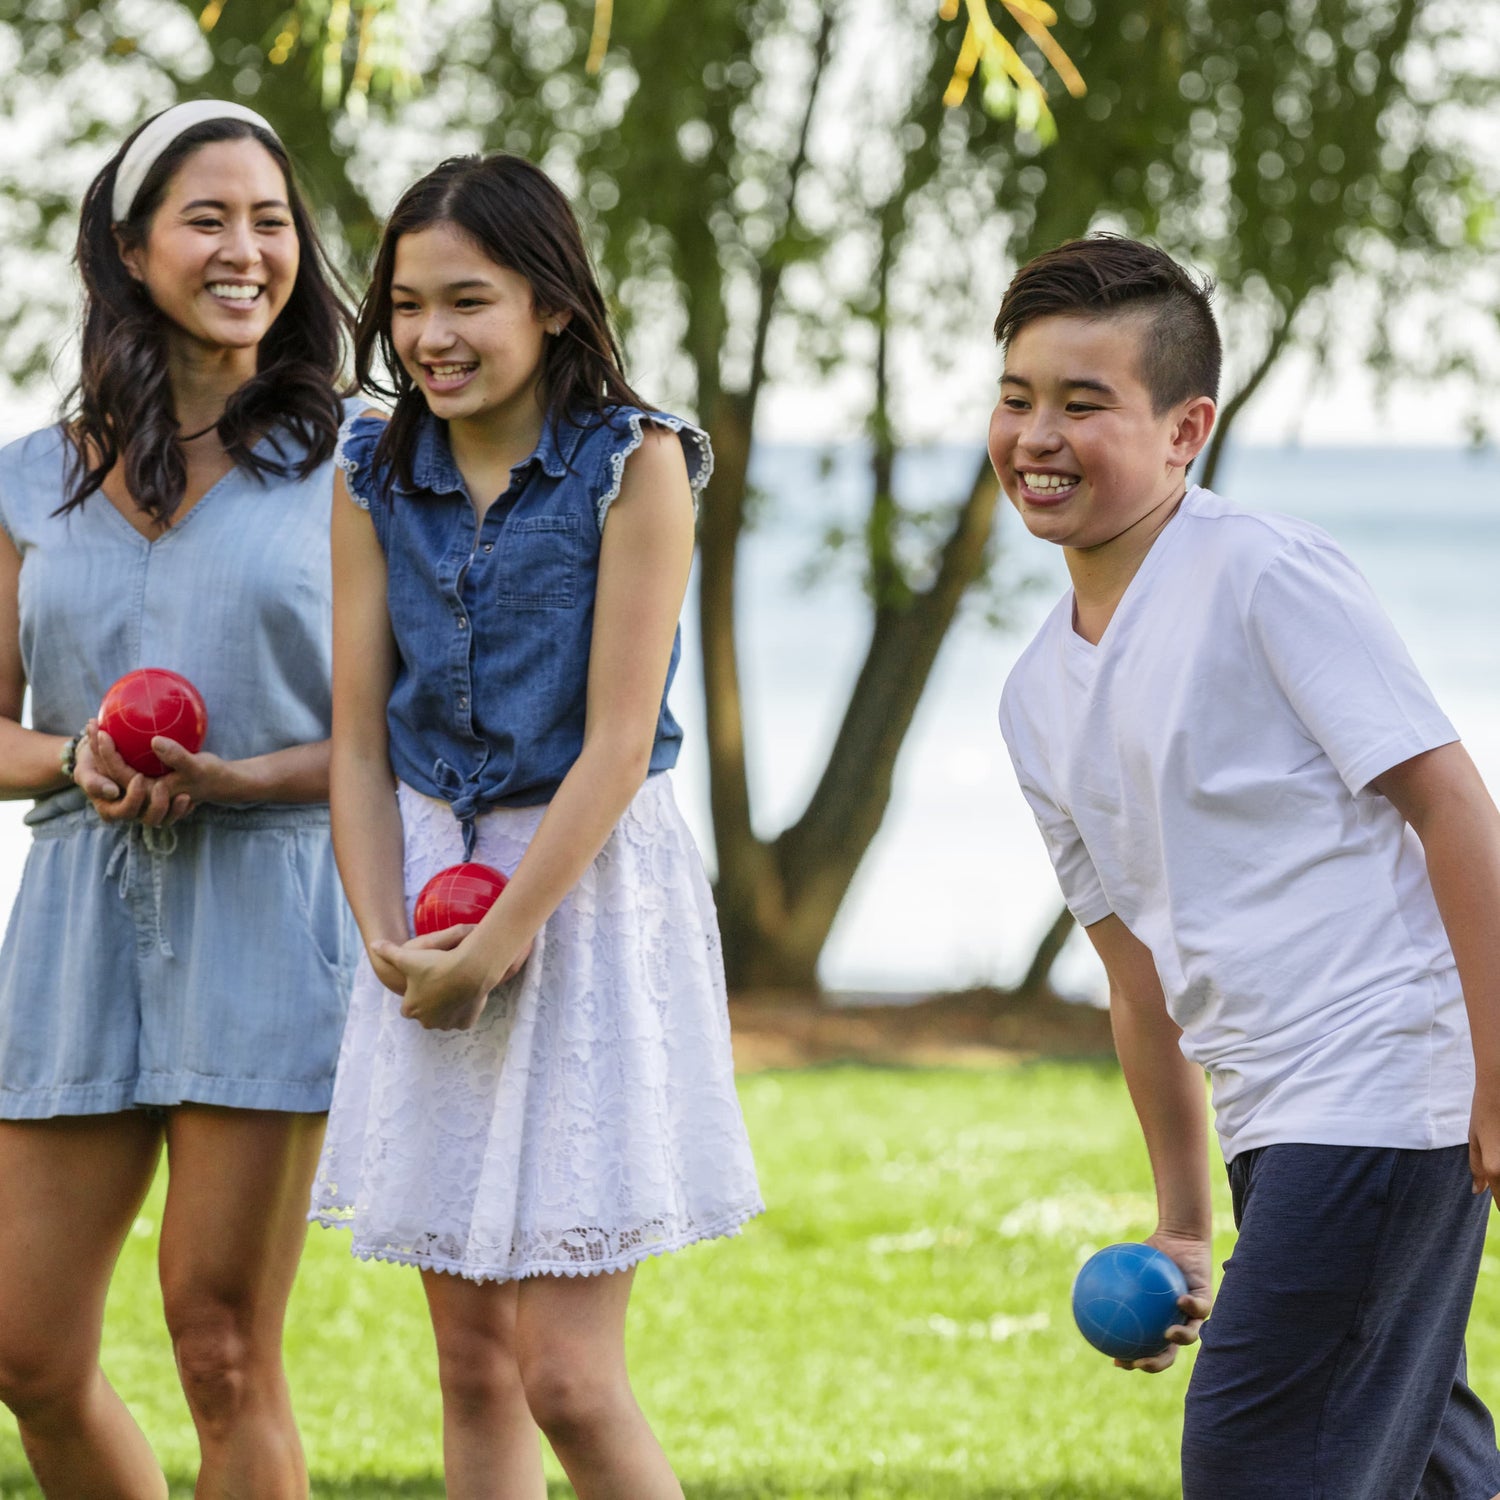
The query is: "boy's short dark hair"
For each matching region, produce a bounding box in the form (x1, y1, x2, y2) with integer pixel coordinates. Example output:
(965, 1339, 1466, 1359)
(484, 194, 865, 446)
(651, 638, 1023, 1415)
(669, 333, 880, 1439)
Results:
(994, 235, 1221, 414)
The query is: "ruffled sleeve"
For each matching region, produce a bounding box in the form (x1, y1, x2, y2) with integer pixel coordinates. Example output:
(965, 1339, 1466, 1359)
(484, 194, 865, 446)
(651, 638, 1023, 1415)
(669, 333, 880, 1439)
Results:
(596, 410, 714, 531)
(334, 410, 390, 512)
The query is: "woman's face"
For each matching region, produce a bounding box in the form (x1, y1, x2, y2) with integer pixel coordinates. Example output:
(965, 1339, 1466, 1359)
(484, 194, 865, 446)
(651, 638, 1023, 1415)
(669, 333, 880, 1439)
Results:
(119, 138, 299, 356)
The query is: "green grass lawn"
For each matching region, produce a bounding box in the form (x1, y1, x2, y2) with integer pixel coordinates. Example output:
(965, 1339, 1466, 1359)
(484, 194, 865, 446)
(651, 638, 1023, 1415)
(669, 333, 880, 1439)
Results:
(6, 1061, 1500, 1497)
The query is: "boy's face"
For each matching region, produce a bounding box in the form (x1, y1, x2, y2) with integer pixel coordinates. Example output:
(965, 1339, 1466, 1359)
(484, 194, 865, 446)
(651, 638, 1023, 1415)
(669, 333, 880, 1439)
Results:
(988, 312, 1213, 551)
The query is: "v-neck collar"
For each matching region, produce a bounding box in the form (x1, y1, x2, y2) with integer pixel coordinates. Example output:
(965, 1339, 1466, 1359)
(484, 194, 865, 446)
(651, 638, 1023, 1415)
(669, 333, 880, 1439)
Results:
(1065, 488, 1195, 658)
(94, 442, 269, 548)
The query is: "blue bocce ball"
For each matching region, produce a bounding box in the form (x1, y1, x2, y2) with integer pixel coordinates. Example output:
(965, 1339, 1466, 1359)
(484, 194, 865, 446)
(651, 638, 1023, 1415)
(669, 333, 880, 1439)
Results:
(1071, 1242, 1189, 1361)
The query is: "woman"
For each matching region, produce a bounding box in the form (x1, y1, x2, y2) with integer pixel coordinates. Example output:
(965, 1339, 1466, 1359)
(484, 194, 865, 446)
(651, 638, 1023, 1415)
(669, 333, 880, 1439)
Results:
(0, 101, 354, 1499)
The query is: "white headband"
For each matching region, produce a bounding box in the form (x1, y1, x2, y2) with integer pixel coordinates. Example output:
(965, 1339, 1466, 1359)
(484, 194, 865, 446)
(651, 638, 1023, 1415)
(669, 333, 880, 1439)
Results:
(111, 100, 280, 223)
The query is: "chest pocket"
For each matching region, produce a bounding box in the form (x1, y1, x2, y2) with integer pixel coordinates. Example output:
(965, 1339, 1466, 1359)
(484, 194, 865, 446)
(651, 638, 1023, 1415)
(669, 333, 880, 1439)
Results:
(496, 514, 583, 610)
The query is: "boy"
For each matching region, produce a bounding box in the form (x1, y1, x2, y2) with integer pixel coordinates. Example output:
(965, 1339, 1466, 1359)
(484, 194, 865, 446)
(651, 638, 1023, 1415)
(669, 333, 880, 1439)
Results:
(994, 234, 1500, 1498)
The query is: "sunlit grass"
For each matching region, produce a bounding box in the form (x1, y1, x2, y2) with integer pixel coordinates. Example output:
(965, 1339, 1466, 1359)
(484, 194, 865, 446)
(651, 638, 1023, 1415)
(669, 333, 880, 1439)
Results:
(5, 1062, 1500, 1497)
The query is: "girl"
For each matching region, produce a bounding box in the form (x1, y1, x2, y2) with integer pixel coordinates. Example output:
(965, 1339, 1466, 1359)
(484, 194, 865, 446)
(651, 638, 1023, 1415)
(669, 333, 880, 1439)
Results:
(311, 153, 762, 1498)
(0, 103, 356, 1498)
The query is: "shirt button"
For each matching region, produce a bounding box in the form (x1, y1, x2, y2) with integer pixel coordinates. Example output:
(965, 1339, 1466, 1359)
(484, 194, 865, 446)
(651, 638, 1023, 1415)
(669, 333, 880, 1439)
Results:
(482, 543, 494, 553)
(457, 617, 467, 630)
(458, 696, 469, 709)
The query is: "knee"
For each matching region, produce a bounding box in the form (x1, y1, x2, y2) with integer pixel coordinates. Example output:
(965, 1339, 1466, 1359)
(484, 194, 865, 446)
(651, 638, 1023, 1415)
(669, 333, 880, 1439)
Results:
(0, 1336, 79, 1420)
(519, 1354, 625, 1446)
(434, 1325, 527, 1423)
(165, 1302, 256, 1430)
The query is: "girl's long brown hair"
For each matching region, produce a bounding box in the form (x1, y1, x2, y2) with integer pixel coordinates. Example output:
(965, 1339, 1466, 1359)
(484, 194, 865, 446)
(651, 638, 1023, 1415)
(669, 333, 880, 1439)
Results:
(354, 153, 648, 494)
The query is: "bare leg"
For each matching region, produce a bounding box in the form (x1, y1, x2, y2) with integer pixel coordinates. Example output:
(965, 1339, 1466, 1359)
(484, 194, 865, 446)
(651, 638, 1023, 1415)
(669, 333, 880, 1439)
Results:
(157, 1106, 324, 1500)
(0, 1113, 166, 1500)
(420, 1271, 546, 1500)
(516, 1269, 682, 1500)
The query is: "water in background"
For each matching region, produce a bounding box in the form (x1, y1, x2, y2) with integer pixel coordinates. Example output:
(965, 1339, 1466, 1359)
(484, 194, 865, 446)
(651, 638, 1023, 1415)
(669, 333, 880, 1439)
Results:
(2, 444, 1496, 998)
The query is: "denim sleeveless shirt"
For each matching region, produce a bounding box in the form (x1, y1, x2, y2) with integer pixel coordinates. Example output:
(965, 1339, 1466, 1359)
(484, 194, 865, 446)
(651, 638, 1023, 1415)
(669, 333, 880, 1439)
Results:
(336, 406, 711, 856)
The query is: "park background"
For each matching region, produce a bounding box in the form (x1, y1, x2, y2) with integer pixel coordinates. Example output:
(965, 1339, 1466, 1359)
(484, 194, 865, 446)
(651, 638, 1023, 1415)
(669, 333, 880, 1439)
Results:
(0, 0, 1498, 1494)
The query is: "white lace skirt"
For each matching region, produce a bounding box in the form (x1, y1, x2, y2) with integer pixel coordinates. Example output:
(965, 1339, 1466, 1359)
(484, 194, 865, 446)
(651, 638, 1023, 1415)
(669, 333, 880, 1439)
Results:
(310, 775, 764, 1281)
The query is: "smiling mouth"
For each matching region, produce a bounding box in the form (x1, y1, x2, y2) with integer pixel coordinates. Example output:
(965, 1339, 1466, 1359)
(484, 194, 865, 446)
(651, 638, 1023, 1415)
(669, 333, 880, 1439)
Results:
(1019, 470, 1082, 502)
(206, 282, 264, 304)
(423, 363, 478, 390)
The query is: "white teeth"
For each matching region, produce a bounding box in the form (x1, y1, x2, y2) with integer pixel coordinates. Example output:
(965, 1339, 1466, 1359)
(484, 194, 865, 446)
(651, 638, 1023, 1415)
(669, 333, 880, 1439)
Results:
(1022, 472, 1078, 492)
(207, 283, 261, 301)
(429, 365, 476, 380)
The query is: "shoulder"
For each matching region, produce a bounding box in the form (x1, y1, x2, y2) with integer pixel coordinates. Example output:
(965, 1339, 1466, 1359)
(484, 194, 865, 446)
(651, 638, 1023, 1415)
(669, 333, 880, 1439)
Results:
(1160, 485, 1349, 603)
(0, 424, 70, 479)
(334, 407, 391, 512)
(1178, 485, 1340, 566)
(0, 425, 72, 540)
(583, 405, 713, 529)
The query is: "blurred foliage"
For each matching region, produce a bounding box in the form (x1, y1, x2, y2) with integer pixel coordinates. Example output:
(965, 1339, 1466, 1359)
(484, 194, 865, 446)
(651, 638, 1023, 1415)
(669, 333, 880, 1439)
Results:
(0, 0, 1492, 480)
(0, 0, 1494, 985)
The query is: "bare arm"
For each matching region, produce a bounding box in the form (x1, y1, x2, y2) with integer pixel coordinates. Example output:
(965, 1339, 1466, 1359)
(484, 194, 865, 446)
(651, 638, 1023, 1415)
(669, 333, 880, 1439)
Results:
(1084, 912, 1215, 1370)
(377, 428, 697, 1029)
(328, 470, 408, 990)
(1372, 741, 1500, 1197)
(0, 527, 72, 797)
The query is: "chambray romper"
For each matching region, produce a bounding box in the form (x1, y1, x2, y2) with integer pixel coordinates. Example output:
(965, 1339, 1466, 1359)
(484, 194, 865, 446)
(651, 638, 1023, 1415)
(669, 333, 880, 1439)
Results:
(0, 421, 356, 1118)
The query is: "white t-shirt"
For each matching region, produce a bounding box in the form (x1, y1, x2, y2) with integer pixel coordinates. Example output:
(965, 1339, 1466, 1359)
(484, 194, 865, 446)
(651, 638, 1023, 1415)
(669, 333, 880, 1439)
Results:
(999, 487, 1472, 1160)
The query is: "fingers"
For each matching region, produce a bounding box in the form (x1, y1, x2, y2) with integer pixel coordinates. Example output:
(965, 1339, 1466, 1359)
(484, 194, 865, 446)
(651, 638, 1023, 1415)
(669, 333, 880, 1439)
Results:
(141, 775, 178, 828)
(403, 997, 486, 1031)
(1470, 1134, 1490, 1196)
(369, 938, 411, 972)
(149, 736, 190, 770)
(76, 764, 121, 804)
(1118, 1345, 1179, 1374)
(406, 924, 477, 951)
(1178, 1292, 1212, 1322)
(90, 725, 135, 788)
(92, 774, 150, 823)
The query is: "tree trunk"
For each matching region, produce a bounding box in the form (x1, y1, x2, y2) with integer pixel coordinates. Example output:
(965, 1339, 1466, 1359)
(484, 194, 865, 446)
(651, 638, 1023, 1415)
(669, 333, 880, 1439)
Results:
(1018, 905, 1076, 998)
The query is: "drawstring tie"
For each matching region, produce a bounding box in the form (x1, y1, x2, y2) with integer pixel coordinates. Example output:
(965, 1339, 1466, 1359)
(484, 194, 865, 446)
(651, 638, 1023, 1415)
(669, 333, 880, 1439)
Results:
(449, 786, 480, 860)
(104, 823, 180, 957)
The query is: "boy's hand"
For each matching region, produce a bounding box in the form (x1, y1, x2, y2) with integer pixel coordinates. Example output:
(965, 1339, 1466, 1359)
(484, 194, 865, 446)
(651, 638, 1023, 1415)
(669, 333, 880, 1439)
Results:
(1116, 1228, 1214, 1374)
(1469, 1084, 1500, 1202)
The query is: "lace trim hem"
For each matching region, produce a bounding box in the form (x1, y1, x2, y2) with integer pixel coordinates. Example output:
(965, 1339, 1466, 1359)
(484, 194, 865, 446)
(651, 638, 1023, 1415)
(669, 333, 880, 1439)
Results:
(308, 1201, 765, 1283)
(596, 411, 714, 531)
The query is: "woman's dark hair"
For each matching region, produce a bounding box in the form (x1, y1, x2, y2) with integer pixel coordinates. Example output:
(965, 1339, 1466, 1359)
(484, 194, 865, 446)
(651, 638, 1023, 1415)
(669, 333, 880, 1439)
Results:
(354, 153, 647, 492)
(60, 112, 353, 523)
(994, 234, 1221, 412)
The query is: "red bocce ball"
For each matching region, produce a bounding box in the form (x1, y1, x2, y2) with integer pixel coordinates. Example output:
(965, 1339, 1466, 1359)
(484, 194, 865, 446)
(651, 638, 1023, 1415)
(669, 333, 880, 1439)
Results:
(413, 863, 509, 936)
(98, 668, 208, 778)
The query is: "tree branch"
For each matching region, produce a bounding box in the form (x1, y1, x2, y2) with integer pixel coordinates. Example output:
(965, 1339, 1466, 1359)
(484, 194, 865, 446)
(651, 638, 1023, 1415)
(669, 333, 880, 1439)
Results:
(1200, 294, 1305, 490)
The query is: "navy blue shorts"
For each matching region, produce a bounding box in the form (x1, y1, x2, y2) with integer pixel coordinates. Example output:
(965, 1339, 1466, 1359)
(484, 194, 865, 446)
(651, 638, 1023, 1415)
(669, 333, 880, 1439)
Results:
(1183, 1143, 1500, 1500)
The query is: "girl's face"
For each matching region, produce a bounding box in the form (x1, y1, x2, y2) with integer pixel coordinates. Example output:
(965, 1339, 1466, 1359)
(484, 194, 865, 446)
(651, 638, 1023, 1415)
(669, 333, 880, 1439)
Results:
(119, 138, 299, 356)
(389, 222, 557, 427)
